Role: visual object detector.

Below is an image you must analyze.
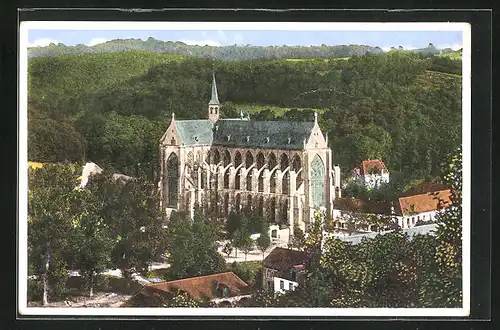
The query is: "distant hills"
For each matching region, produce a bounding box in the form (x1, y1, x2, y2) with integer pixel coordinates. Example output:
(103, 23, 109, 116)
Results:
(389, 43, 459, 55)
(27, 38, 458, 61)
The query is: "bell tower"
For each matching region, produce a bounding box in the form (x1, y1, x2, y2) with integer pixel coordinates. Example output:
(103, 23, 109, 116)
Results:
(208, 72, 220, 123)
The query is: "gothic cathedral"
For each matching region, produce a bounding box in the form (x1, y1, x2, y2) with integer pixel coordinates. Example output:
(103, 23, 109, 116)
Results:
(159, 73, 342, 234)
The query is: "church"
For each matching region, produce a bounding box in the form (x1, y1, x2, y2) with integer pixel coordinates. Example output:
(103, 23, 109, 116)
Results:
(158, 73, 342, 234)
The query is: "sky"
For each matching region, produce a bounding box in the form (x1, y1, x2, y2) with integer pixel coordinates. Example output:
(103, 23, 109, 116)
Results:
(27, 29, 463, 51)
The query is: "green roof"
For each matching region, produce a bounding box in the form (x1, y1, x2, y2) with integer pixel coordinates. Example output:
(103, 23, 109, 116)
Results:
(213, 119, 314, 150)
(175, 120, 214, 146)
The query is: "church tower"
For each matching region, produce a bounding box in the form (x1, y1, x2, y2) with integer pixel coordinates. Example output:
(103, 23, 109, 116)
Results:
(208, 72, 220, 123)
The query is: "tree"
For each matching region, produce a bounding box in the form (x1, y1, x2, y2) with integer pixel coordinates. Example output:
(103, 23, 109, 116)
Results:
(226, 212, 242, 238)
(256, 231, 271, 260)
(234, 228, 254, 261)
(70, 186, 116, 297)
(165, 211, 226, 279)
(222, 242, 233, 259)
(288, 223, 306, 251)
(88, 172, 168, 274)
(28, 163, 81, 305)
(250, 289, 281, 307)
(422, 147, 462, 307)
(304, 212, 324, 268)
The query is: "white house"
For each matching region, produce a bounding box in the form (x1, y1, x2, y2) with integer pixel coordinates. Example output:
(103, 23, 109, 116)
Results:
(330, 188, 453, 233)
(273, 276, 299, 294)
(262, 247, 310, 293)
(351, 159, 390, 189)
(394, 189, 452, 229)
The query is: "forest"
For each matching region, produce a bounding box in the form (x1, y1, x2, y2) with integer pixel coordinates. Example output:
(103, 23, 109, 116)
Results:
(28, 48, 462, 190)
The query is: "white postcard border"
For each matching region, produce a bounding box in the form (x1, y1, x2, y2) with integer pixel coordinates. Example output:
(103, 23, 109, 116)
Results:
(18, 21, 472, 317)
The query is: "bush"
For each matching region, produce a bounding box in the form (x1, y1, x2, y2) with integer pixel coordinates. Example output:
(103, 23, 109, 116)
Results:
(27, 279, 43, 302)
(227, 261, 262, 287)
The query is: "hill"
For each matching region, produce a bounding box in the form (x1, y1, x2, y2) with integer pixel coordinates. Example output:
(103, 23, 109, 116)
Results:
(28, 38, 386, 61)
(27, 51, 462, 185)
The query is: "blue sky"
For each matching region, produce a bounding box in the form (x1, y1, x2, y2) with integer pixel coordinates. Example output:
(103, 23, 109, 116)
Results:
(28, 29, 463, 51)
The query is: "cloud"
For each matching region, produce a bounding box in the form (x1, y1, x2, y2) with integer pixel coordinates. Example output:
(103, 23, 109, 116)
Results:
(217, 30, 227, 43)
(28, 38, 61, 47)
(180, 39, 221, 46)
(87, 38, 109, 46)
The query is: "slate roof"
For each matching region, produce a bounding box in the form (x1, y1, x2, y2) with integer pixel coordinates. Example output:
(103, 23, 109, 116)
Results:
(263, 247, 311, 272)
(144, 272, 251, 302)
(174, 120, 214, 146)
(213, 119, 314, 150)
(397, 189, 452, 216)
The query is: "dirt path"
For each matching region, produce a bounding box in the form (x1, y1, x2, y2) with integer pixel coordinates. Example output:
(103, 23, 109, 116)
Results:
(28, 292, 132, 308)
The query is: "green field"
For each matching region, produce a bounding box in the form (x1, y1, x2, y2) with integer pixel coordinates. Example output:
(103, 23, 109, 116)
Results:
(435, 51, 462, 60)
(284, 57, 349, 62)
(235, 104, 327, 117)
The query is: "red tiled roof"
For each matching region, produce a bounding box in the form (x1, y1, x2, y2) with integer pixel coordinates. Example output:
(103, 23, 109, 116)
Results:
(398, 189, 453, 216)
(263, 247, 311, 272)
(144, 272, 250, 302)
(361, 159, 388, 175)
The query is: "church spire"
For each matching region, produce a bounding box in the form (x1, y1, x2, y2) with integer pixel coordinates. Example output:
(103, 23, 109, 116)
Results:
(208, 72, 220, 123)
(210, 71, 219, 104)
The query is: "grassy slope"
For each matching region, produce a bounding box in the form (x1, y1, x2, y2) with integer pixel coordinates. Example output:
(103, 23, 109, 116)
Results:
(435, 51, 462, 60)
(234, 104, 327, 116)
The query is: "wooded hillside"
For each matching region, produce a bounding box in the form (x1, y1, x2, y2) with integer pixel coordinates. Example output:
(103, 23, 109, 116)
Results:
(27, 49, 462, 186)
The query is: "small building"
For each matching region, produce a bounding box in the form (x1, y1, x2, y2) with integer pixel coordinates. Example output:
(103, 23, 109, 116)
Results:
(263, 247, 311, 293)
(394, 189, 452, 229)
(351, 159, 390, 189)
(124, 272, 253, 307)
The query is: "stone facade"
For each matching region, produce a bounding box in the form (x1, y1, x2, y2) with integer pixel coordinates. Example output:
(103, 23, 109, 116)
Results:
(158, 74, 342, 235)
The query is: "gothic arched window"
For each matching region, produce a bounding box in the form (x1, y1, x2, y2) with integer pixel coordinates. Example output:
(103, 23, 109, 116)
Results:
(292, 154, 303, 188)
(246, 170, 253, 191)
(235, 168, 241, 190)
(234, 151, 242, 168)
(270, 170, 277, 193)
(268, 153, 277, 170)
(213, 149, 221, 165)
(310, 154, 325, 208)
(282, 171, 290, 195)
(257, 152, 265, 170)
(224, 168, 230, 189)
(166, 153, 179, 207)
(201, 167, 206, 189)
(258, 171, 264, 192)
(223, 149, 231, 167)
(245, 151, 254, 169)
(280, 154, 289, 171)
(257, 196, 264, 217)
(280, 199, 289, 226)
(235, 194, 241, 212)
(224, 193, 230, 216)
